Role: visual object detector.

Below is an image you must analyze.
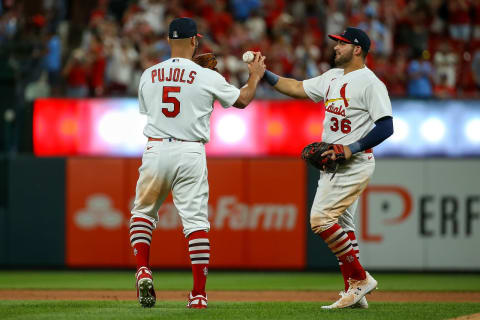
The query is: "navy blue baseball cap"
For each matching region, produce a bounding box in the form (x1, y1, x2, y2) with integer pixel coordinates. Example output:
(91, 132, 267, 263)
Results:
(328, 27, 371, 53)
(168, 17, 203, 39)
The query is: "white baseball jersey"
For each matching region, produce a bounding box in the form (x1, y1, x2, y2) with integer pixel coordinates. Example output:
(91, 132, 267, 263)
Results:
(138, 58, 240, 142)
(303, 66, 392, 144)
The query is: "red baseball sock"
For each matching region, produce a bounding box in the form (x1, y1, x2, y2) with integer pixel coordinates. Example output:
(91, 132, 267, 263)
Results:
(319, 224, 366, 282)
(347, 231, 360, 261)
(337, 259, 349, 291)
(337, 231, 361, 290)
(187, 230, 210, 297)
(130, 216, 154, 269)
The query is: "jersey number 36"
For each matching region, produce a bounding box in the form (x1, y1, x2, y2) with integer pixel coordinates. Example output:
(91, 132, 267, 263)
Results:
(330, 117, 351, 134)
(162, 86, 181, 118)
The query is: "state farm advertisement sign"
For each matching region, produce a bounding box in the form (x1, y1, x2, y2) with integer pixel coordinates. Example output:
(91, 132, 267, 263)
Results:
(357, 160, 480, 270)
(66, 158, 306, 269)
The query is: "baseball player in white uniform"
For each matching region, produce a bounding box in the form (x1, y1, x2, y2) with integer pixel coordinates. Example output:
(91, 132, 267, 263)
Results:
(129, 17, 266, 309)
(263, 27, 393, 309)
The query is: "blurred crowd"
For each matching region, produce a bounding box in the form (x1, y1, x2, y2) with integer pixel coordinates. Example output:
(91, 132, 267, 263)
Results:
(2, 0, 480, 101)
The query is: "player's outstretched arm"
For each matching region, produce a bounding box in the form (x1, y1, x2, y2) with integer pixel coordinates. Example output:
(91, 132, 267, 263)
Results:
(263, 71, 309, 99)
(233, 52, 266, 109)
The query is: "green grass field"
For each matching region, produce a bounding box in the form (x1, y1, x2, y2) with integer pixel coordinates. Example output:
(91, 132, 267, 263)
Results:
(0, 271, 479, 320)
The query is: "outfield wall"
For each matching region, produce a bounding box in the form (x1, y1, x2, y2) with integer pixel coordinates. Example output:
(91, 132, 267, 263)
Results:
(359, 160, 480, 270)
(0, 156, 479, 270)
(65, 157, 306, 269)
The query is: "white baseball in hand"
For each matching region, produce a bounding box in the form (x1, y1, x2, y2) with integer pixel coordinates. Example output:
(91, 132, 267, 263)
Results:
(242, 51, 255, 63)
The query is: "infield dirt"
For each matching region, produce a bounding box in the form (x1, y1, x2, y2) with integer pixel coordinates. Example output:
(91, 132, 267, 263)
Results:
(1, 290, 479, 302)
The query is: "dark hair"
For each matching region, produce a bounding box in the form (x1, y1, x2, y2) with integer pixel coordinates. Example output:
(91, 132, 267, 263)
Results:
(352, 44, 368, 59)
(360, 47, 368, 59)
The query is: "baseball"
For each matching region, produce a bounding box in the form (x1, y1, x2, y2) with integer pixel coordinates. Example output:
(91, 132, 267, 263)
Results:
(242, 51, 255, 63)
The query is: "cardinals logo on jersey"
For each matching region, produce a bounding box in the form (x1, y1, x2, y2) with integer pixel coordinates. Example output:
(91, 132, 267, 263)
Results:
(325, 83, 349, 117)
(339, 83, 349, 108)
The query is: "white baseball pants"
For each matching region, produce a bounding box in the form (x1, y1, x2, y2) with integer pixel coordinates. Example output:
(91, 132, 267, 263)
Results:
(131, 139, 210, 236)
(310, 152, 375, 233)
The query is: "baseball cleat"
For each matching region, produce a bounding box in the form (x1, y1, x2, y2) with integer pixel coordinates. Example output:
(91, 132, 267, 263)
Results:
(322, 291, 369, 310)
(136, 267, 156, 308)
(353, 295, 369, 309)
(186, 292, 208, 309)
(321, 272, 377, 309)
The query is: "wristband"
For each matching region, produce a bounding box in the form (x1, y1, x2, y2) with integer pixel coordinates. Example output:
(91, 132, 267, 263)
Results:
(348, 142, 361, 154)
(263, 70, 279, 86)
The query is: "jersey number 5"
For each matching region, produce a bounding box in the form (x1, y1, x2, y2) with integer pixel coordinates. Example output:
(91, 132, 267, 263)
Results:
(330, 117, 351, 134)
(162, 86, 181, 117)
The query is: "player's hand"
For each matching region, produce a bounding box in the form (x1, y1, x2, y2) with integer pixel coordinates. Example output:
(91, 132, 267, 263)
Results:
(344, 145, 352, 160)
(248, 52, 266, 80)
(321, 145, 352, 160)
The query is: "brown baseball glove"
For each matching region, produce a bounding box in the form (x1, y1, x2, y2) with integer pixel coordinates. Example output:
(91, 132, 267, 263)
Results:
(193, 53, 218, 71)
(301, 142, 346, 179)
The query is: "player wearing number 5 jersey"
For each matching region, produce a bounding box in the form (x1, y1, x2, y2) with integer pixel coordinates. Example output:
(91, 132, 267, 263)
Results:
(263, 27, 393, 309)
(129, 17, 266, 309)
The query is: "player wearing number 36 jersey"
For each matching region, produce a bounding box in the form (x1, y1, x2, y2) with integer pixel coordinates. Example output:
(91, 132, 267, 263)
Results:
(129, 17, 266, 310)
(303, 65, 391, 145)
(263, 27, 393, 309)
